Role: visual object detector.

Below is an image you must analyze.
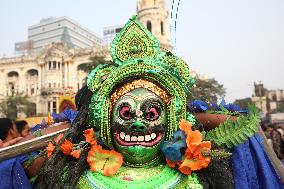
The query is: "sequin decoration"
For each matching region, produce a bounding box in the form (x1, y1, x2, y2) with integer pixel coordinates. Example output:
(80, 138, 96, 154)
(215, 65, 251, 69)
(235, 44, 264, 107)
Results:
(110, 79, 170, 111)
(111, 15, 160, 64)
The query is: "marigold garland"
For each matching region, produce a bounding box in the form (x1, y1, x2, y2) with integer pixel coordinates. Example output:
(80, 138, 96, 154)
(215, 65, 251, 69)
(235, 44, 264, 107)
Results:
(61, 139, 74, 155)
(45, 127, 123, 176)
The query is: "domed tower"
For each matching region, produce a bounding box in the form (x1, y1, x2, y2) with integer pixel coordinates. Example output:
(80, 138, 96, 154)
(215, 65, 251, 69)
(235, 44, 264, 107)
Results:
(137, 0, 172, 51)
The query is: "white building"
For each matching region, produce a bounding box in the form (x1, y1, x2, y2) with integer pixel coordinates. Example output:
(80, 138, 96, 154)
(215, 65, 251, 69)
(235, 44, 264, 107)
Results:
(103, 25, 123, 46)
(1, 0, 172, 116)
(15, 17, 103, 54)
(252, 82, 284, 114)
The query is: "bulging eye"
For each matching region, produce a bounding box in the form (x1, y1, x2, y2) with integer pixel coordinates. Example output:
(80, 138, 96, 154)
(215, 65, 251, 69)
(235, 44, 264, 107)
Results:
(146, 107, 159, 121)
(119, 106, 132, 120)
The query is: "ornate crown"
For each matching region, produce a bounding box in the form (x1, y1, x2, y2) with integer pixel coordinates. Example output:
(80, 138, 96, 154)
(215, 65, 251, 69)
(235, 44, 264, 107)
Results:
(87, 16, 195, 148)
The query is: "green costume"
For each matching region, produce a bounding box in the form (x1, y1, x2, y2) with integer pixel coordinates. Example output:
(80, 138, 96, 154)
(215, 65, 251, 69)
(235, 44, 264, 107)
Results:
(77, 16, 202, 188)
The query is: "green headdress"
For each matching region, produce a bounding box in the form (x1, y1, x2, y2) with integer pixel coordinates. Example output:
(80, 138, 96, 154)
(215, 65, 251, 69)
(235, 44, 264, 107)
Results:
(87, 16, 195, 148)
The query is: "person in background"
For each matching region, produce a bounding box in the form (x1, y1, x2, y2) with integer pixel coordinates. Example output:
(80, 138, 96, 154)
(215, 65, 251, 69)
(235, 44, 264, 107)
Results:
(0, 118, 21, 142)
(15, 120, 31, 137)
(0, 118, 46, 189)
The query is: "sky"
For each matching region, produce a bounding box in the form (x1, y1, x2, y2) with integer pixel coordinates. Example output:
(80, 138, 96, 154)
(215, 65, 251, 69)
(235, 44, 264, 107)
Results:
(0, 0, 283, 102)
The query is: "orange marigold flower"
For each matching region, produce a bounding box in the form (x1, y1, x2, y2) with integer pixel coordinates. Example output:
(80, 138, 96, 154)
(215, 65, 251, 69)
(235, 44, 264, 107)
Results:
(87, 145, 123, 176)
(61, 139, 74, 155)
(183, 141, 212, 172)
(46, 142, 55, 158)
(179, 119, 192, 136)
(83, 128, 97, 145)
(70, 150, 81, 159)
(179, 119, 203, 146)
(178, 158, 193, 175)
(186, 130, 203, 146)
(166, 159, 182, 168)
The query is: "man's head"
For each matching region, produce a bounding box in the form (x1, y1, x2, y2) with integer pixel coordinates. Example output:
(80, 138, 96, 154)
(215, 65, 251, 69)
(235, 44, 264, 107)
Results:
(0, 118, 20, 141)
(15, 120, 30, 137)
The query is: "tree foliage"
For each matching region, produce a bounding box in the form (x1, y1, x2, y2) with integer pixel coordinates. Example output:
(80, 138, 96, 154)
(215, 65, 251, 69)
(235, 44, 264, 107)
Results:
(277, 102, 284, 113)
(189, 76, 226, 104)
(0, 95, 34, 120)
(78, 56, 111, 73)
(234, 98, 252, 109)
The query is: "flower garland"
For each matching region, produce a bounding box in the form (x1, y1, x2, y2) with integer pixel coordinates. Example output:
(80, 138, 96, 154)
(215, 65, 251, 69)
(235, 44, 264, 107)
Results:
(46, 120, 230, 177)
(46, 128, 123, 176)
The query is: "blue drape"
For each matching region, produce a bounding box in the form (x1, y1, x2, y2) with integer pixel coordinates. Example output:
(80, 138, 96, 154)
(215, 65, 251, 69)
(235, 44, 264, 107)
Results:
(0, 155, 32, 189)
(232, 135, 284, 189)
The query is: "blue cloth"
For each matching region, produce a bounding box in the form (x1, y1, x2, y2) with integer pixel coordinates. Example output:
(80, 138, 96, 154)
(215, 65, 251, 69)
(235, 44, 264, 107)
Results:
(0, 155, 32, 189)
(232, 135, 284, 189)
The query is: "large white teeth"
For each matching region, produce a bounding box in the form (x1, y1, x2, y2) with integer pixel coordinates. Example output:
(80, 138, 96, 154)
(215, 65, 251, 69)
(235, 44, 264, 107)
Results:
(120, 132, 125, 139)
(145, 135, 151, 141)
(125, 135, 130, 141)
(131, 136, 138, 142)
(119, 133, 157, 142)
(150, 133, 156, 139)
(138, 136, 144, 142)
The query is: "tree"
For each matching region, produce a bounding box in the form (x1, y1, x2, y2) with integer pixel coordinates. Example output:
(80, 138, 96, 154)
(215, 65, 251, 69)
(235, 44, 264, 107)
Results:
(0, 95, 34, 120)
(277, 102, 284, 112)
(234, 98, 253, 109)
(78, 56, 111, 73)
(189, 76, 226, 104)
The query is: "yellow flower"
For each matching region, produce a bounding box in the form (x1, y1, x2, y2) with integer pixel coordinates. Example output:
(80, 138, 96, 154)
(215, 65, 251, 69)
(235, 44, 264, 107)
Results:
(87, 145, 123, 176)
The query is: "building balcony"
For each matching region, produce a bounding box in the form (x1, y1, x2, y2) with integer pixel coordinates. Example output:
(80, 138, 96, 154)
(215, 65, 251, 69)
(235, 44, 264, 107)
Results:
(41, 87, 65, 97)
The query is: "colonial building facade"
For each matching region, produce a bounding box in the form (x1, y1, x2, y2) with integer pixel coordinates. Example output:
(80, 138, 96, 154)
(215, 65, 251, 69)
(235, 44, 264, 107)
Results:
(252, 82, 284, 114)
(0, 0, 172, 116)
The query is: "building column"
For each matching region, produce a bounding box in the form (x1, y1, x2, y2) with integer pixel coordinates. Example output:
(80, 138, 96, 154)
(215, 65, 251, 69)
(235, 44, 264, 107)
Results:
(63, 62, 66, 87)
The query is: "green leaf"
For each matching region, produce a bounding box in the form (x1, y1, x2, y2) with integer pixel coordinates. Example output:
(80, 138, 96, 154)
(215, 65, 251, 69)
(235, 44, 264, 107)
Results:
(205, 104, 260, 148)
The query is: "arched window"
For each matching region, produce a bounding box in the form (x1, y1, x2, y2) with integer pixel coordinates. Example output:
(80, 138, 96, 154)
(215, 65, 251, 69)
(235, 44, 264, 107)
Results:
(147, 21, 152, 32)
(161, 21, 164, 35)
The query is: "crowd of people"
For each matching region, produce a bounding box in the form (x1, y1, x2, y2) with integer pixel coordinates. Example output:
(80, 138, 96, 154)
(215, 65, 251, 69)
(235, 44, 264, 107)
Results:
(0, 118, 45, 189)
(262, 122, 284, 161)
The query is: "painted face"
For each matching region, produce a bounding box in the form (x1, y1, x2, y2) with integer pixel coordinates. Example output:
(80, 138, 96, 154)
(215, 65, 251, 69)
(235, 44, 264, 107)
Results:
(111, 88, 167, 165)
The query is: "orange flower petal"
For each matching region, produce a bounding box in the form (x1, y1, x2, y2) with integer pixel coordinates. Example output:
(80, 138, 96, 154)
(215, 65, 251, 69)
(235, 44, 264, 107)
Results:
(84, 128, 95, 143)
(87, 145, 123, 176)
(180, 157, 204, 171)
(179, 119, 192, 136)
(70, 150, 81, 159)
(166, 159, 177, 168)
(46, 142, 55, 158)
(186, 130, 203, 145)
(178, 159, 192, 175)
(61, 139, 74, 155)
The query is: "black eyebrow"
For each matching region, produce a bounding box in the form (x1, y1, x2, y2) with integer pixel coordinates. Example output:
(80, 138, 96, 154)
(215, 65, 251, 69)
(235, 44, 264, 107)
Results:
(140, 98, 164, 111)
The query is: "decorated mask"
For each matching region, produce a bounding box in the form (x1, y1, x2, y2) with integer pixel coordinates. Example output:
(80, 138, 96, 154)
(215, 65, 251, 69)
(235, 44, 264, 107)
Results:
(87, 16, 195, 167)
(111, 87, 167, 165)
